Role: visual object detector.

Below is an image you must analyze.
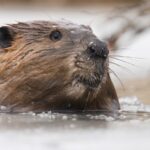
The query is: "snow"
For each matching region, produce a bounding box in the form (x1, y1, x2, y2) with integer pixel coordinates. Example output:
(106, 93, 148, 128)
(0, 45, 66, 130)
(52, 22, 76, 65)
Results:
(0, 7, 150, 150)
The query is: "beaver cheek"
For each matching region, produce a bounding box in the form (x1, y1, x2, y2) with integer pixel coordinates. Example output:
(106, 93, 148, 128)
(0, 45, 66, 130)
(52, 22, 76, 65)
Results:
(65, 80, 86, 100)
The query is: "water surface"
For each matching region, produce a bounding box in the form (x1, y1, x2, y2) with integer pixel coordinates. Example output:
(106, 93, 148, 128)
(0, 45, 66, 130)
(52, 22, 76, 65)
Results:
(0, 6, 150, 150)
(0, 97, 150, 150)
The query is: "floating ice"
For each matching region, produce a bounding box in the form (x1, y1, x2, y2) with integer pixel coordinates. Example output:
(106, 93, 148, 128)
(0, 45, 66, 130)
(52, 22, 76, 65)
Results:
(120, 96, 150, 112)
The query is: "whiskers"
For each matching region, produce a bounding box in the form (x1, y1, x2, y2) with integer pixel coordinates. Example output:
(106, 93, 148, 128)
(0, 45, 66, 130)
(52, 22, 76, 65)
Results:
(109, 61, 134, 74)
(109, 68, 125, 90)
(109, 55, 144, 60)
(108, 54, 143, 90)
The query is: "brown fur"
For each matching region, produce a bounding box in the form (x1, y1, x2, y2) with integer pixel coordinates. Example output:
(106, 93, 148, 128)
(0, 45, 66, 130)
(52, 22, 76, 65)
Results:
(0, 21, 120, 113)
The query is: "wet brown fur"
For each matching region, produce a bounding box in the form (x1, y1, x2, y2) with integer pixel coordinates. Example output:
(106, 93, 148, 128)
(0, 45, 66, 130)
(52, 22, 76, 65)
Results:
(0, 21, 120, 113)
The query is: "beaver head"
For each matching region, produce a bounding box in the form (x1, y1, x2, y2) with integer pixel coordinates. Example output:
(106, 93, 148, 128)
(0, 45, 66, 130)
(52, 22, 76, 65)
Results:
(0, 21, 120, 112)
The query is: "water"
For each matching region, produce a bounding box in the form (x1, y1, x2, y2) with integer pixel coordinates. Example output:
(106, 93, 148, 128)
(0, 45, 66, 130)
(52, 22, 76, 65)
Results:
(0, 97, 150, 150)
(0, 6, 150, 150)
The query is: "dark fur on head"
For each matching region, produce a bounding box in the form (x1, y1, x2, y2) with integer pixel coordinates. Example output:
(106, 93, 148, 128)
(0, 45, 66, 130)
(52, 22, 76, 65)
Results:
(0, 21, 120, 113)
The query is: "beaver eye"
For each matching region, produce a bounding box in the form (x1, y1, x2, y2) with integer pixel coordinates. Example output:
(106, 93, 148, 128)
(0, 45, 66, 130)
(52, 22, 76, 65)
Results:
(49, 30, 62, 41)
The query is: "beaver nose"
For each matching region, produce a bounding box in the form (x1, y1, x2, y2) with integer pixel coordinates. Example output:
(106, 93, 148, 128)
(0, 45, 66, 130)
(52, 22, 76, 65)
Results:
(88, 41, 109, 59)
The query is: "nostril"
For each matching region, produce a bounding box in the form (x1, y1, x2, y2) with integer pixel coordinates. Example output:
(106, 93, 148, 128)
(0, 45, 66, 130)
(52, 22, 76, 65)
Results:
(89, 45, 96, 54)
(87, 42, 108, 59)
(101, 47, 108, 58)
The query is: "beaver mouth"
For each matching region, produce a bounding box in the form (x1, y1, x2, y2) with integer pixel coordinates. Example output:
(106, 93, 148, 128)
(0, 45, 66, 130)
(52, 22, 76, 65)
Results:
(74, 55, 108, 88)
(74, 73, 103, 88)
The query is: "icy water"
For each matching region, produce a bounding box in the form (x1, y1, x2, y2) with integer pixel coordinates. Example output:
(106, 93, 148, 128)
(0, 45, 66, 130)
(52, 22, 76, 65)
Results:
(0, 6, 150, 150)
(0, 97, 150, 150)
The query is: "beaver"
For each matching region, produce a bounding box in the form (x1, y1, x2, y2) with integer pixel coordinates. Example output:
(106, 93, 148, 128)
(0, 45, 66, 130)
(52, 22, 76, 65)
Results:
(0, 21, 120, 113)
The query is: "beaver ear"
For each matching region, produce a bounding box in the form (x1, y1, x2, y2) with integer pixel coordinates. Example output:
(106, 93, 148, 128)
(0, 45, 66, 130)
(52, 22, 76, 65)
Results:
(0, 26, 15, 48)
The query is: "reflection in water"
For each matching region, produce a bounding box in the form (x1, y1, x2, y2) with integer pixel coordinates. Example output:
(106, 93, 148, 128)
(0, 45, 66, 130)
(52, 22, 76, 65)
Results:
(0, 5, 150, 150)
(0, 97, 150, 150)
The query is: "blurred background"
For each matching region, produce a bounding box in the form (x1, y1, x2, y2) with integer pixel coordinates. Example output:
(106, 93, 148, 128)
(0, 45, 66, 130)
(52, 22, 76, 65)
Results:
(0, 0, 150, 104)
(0, 1, 150, 150)
(0, 0, 144, 6)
